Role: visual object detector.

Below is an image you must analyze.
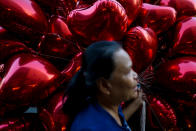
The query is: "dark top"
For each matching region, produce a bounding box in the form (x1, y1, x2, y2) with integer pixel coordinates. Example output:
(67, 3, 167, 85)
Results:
(70, 102, 131, 131)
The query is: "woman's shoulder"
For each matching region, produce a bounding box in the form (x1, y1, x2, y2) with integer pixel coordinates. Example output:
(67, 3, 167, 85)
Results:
(70, 103, 105, 131)
(70, 103, 128, 131)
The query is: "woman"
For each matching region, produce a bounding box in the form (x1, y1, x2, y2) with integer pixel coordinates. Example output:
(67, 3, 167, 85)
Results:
(63, 41, 143, 131)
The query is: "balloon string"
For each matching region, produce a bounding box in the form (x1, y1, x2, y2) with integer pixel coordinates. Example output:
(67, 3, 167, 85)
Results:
(32, 51, 79, 62)
(143, 96, 165, 131)
(140, 101, 146, 131)
(32, 32, 83, 62)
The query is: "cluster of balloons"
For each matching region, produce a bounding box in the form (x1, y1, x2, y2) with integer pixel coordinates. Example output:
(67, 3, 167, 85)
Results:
(0, 0, 195, 130)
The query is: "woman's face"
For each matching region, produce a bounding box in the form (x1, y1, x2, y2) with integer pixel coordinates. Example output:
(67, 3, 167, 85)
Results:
(108, 49, 138, 103)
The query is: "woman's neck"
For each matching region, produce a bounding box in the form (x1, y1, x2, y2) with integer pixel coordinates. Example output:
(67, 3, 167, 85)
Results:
(96, 95, 122, 126)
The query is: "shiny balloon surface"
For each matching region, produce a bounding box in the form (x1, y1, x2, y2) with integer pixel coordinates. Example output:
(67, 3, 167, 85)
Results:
(155, 57, 196, 93)
(137, 3, 176, 34)
(172, 17, 196, 56)
(123, 26, 157, 73)
(160, 0, 196, 20)
(67, 0, 128, 46)
(0, 53, 63, 107)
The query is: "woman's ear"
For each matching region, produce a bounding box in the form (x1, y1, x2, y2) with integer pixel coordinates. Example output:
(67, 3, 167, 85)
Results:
(96, 77, 112, 95)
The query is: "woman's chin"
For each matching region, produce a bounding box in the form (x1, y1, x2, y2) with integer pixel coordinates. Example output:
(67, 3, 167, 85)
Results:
(125, 91, 138, 101)
(132, 91, 138, 99)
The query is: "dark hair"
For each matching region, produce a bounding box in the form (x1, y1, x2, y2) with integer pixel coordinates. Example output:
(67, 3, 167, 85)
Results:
(62, 41, 122, 127)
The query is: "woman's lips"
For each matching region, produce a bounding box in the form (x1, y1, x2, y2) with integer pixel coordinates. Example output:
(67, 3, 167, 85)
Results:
(134, 86, 138, 92)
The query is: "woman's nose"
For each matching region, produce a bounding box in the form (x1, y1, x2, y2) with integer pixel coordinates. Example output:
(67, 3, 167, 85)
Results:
(133, 71, 138, 79)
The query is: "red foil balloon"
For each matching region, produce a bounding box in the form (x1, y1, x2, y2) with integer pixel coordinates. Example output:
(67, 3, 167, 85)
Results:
(49, 16, 73, 40)
(43, 91, 69, 131)
(166, 94, 196, 130)
(61, 52, 82, 82)
(38, 33, 78, 60)
(0, 117, 31, 130)
(38, 33, 79, 70)
(39, 108, 56, 131)
(137, 3, 176, 34)
(67, 0, 128, 46)
(155, 57, 196, 94)
(0, 0, 48, 42)
(160, 0, 196, 21)
(174, 99, 196, 130)
(172, 17, 196, 56)
(0, 40, 30, 64)
(123, 26, 158, 73)
(0, 53, 64, 108)
(45, 92, 64, 114)
(117, 0, 142, 26)
(147, 95, 178, 129)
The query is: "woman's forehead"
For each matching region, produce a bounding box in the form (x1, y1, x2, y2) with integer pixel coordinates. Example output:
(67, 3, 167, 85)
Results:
(113, 49, 132, 69)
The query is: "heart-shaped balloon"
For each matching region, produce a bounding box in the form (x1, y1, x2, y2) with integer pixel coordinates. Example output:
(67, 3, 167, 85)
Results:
(172, 17, 196, 56)
(0, 0, 48, 44)
(123, 26, 158, 73)
(41, 91, 69, 131)
(136, 3, 176, 34)
(38, 108, 56, 131)
(44, 92, 64, 112)
(67, 0, 128, 46)
(49, 16, 73, 40)
(38, 33, 78, 59)
(61, 52, 82, 83)
(0, 53, 64, 108)
(38, 33, 79, 70)
(160, 0, 196, 21)
(117, 0, 142, 26)
(146, 95, 178, 130)
(0, 40, 30, 64)
(155, 57, 196, 94)
(174, 99, 196, 129)
(163, 95, 196, 130)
